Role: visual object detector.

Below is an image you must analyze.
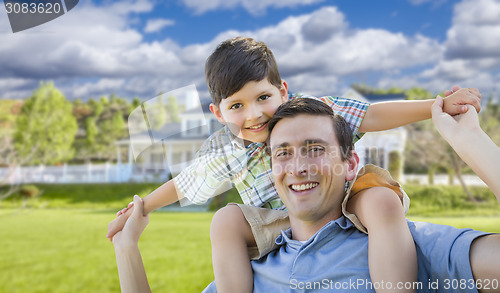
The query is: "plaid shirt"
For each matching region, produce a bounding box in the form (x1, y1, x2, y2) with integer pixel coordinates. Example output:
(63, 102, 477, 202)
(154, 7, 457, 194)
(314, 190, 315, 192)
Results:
(174, 93, 369, 209)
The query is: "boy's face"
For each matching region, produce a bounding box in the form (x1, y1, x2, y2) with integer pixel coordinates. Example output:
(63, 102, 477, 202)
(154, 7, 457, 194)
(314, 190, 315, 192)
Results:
(210, 79, 288, 143)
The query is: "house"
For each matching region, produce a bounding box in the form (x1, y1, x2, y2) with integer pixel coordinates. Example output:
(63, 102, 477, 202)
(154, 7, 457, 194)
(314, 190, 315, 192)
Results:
(342, 89, 407, 179)
(115, 85, 223, 182)
(115, 87, 407, 182)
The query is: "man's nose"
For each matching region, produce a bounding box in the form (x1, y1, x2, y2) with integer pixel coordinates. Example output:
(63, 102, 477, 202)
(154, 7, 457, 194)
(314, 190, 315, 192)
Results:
(287, 154, 308, 176)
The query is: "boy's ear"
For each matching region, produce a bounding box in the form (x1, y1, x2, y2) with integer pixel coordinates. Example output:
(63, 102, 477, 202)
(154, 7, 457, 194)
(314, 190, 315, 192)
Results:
(280, 80, 288, 103)
(345, 151, 359, 182)
(209, 103, 226, 124)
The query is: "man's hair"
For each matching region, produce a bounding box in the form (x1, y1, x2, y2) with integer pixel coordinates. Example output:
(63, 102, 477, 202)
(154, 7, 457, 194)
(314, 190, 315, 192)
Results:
(267, 98, 354, 161)
(205, 37, 282, 106)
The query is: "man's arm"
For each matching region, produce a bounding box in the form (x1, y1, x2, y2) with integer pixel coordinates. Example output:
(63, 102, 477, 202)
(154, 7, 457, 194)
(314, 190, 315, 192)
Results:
(431, 96, 500, 200)
(431, 95, 500, 292)
(113, 195, 152, 293)
(358, 88, 481, 133)
(107, 179, 182, 241)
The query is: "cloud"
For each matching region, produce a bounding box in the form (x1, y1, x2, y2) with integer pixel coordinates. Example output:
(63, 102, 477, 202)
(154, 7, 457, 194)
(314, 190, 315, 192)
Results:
(0, 2, 450, 100)
(144, 18, 175, 33)
(407, 0, 448, 7)
(445, 0, 500, 59)
(0, 0, 209, 99)
(241, 7, 443, 94)
(180, 0, 324, 15)
(415, 0, 500, 93)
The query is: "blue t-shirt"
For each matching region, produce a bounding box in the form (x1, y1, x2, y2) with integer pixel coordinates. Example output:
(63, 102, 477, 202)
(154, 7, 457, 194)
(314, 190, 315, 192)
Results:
(203, 217, 489, 292)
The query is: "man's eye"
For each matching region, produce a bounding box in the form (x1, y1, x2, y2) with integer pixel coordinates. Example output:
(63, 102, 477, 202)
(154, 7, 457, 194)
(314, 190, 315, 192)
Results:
(275, 150, 289, 158)
(309, 146, 324, 155)
(258, 95, 270, 101)
(230, 103, 242, 110)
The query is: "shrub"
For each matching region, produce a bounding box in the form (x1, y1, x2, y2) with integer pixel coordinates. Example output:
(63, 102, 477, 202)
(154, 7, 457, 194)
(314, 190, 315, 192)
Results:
(19, 185, 40, 198)
(388, 151, 402, 181)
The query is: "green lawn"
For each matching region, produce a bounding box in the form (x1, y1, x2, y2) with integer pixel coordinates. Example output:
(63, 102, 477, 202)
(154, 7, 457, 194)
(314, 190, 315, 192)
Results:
(0, 209, 214, 293)
(1, 208, 500, 293)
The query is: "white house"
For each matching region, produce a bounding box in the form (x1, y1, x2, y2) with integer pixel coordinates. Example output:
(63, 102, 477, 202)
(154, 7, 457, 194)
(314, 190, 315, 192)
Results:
(342, 88, 407, 178)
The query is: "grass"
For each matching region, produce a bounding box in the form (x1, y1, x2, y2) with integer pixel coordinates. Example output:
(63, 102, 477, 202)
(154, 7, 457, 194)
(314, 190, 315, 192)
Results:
(0, 209, 214, 293)
(1, 208, 500, 293)
(0, 183, 162, 209)
(1, 183, 500, 292)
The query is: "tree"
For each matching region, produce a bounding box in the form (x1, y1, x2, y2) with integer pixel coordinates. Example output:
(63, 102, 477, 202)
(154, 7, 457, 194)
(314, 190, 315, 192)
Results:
(132, 97, 141, 110)
(405, 94, 500, 201)
(405, 87, 433, 101)
(167, 95, 181, 123)
(147, 93, 168, 130)
(94, 109, 127, 160)
(14, 82, 77, 165)
(85, 116, 98, 148)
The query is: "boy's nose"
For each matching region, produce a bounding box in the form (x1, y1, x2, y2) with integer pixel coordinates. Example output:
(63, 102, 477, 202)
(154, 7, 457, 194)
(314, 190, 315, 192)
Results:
(247, 105, 263, 120)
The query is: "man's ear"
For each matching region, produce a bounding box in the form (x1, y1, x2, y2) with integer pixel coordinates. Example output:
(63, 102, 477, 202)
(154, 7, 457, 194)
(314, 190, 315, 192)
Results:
(280, 80, 288, 103)
(345, 151, 359, 181)
(209, 103, 226, 124)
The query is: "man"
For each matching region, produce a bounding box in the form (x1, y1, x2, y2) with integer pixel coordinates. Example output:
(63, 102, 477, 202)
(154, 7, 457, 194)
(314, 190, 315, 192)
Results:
(113, 97, 500, 293)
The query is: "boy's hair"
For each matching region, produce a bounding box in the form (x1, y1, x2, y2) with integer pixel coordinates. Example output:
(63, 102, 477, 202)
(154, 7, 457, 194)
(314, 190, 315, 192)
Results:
(267, 98, 354, 161)
(205, 37, 282, 106)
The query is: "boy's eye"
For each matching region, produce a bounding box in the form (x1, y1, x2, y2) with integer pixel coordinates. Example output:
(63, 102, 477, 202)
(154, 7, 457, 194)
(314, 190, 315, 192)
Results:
(258, 95, 270, 101)
(230, 103, 242, 110)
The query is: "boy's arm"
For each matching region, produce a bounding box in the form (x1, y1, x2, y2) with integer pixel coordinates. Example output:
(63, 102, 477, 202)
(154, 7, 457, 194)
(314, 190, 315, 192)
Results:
(358, 88, 481, 133)
(106, 179, 182, 240)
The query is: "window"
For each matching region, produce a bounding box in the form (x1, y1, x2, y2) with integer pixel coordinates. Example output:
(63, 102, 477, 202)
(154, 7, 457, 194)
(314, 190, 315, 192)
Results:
(210, 119, 223, 134)
(365, 147, 385, 168)
(186, 120, 201, 136)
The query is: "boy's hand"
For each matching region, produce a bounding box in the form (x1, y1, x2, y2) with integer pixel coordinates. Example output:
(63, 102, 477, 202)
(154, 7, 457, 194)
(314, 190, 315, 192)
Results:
(107, 208, 132, 241)
(116, 201, 134, 217)
(442, 87, 481, 116)
(112, 195, 149, 246)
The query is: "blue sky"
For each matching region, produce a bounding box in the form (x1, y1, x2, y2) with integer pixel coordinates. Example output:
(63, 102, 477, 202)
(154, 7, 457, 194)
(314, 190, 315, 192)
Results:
(0, 0, 499, 101)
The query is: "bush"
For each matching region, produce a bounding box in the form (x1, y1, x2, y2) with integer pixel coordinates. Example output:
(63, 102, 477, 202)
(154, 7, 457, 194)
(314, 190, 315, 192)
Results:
(208, 187, 242, 211)
(388, 151, 402, 181)
(19, 185, 40, 198)
(404, 184, 500, 217)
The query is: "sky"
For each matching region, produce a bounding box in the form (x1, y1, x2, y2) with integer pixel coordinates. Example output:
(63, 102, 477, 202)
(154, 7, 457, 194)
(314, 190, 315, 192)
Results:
(1, 0, 500, 102)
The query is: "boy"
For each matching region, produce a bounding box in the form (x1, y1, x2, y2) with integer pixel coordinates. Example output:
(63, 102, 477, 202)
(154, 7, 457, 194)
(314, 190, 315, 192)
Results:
(107, 37, 481, 292)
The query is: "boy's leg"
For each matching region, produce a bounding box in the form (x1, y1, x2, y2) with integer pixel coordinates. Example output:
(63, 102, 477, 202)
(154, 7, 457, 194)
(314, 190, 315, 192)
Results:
(347, 187, 417, 293)
(210, 204, 255, 293)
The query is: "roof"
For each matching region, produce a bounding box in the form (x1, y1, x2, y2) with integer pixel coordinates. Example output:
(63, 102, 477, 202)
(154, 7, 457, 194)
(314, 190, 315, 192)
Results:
(182, 99, 213, 115)
(342, 88, 406, 103)
(363, 93, 407, 103)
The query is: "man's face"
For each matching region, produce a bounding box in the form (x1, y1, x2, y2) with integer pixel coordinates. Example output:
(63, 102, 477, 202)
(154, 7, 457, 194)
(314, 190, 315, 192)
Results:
(210, 79, 288, 143)
(270, 114, 358, 224)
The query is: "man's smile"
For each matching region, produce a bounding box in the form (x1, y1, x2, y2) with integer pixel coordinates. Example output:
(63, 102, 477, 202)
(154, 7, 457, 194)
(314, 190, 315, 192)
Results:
(289, 182, 319, 192)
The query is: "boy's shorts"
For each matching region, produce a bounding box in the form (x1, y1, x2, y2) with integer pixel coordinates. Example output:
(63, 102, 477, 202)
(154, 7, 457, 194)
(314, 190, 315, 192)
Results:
(233, 164, 410, 260)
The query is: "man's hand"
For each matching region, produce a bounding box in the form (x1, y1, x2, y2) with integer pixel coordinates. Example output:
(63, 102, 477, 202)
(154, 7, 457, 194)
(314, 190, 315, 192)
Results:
(431, 95, 481, 144)
(112, 195, 149, 246)
(442, 87, 481, 116)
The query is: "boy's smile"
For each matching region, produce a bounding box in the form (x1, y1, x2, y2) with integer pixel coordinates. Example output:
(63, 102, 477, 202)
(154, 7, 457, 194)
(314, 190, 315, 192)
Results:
(210, 79, 288, 143)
